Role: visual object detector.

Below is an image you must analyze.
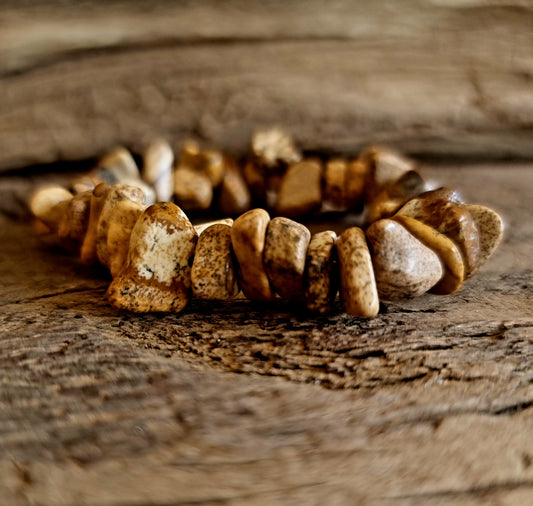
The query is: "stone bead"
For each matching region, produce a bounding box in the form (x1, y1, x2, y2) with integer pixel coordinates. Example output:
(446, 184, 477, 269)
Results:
(29, 186, 73, 232)
(107, 202, 198, 312)
(96, 147, 156, 205)
(366, 219, 443, 300)
(219, 159, 251, 216)
(191, 224, 240, 300)
(194, 218, 234, 236)
(251, 128, 301, 168)
(264, 217, 311, 301)
(230, 208, 274, 301)
(107, 200, 145, 278)
(57, 191, 92, 252)
(80, 183, 111, 266)
(397, 189, 481, 276)
(243, 159, 267, 202)
(323, 158, 347, 211)
(304, 231, 338, 314)
(276, 159, 322, 217)
(393, 214, 464, 295)
(463, 204, 504, 272)
(96, 185, 145, 268)
(174, 167, 213, 211)
(336, 227, 380, 318)
(345, 159, 367, 212)
(179, 140, 225, 187)
(142, 139, 174, 202)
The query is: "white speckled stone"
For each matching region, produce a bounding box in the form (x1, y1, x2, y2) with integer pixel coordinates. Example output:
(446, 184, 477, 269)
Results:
(191, 224, 240, 300)
(142, 139, 174, 202)
(366, 219, 443, 300)
(304, 230, 338, 314)
(107, 202, 197, 312)
(463, 204, 504, 272)
(337, 227, 379, 317)
(230, 208, 274, 301)
(264, 217, 311, 301)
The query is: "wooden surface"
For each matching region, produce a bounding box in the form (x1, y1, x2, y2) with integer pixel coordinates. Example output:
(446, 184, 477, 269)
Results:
(1, 164, 532, 504)
(1, 0, 533, 171)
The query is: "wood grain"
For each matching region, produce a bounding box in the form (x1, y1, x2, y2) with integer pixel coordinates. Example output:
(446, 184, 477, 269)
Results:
(1, 0, 533, 171)
(1, 164, 532, 504)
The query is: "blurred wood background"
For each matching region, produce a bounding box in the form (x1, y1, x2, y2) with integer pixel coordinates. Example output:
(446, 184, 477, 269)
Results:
(1, 0, 533, 172)
(1, 2, 533, 505)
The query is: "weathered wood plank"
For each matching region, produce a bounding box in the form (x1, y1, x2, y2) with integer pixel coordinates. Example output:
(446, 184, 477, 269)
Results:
(0, 1, 532, 171)
(0, 164, 532, 504)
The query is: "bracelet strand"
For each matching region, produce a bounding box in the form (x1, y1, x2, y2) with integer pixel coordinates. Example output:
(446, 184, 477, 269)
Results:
(29, 128, 504, 318)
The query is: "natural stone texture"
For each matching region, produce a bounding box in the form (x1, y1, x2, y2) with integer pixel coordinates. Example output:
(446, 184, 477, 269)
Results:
(230, 208, 274, 301)
(251, 128, 301, 169)
(107, 200, 145, 278)
(366, 218, 443, 300)
(96, 147, 156, 204)
(96, 184, 145, 268)
(397, 189, 481, 276)
(191, 224, 240, 300)
(464, 204, 504, 272)
(276, 158, 322, 217)
(194, 218, 234, 236)
(179, 140, 225, 188)
(57, 190, 91, 253)
(80, 183, 111, 266)
(107, 202, 197, 312)
(263, 217, 311, 301)
(394, 214, 465, 295)
(323, 158, 347, 211)
(174, 167, 213, 211)
(219, 158, 252, 216)
(345, 159, 367, 212)
(28, 185, 73, 232)
(142, 139, 174, 202)
(304, 230, 338, 314)
(336, 227, 380, 318)
(243, 159, 267, 203)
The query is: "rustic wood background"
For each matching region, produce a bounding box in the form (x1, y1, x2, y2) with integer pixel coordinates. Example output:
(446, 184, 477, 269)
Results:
(1, 1, 533, 505)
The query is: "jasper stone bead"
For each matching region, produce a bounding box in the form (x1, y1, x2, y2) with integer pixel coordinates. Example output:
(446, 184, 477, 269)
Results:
(174, 167, 213, 211)
(191, 224, 240, 300)
(107, 202, 198, 312)
(142, 139, 174, 202)
(366, 219, 443, 300)
(397, 189, 481, 276)
(304, 231, 338, 314)
(264, 217, 311, 301)
(336, 227, 379, 317)
(219, 158, 252, 216)
(80, 183, 111, 266)
(57, 190, 91, 252)
(393, 214, 465, 295)
(230, 208, 274, 301)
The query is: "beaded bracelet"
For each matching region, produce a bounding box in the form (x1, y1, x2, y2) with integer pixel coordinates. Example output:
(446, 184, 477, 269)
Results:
(29, 128, 503, 318)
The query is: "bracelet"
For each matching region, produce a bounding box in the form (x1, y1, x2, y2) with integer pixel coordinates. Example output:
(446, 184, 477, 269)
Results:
(29, 128, 503, 318)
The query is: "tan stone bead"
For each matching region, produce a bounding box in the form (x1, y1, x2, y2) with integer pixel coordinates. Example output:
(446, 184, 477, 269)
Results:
(366, 219, 443, 300)
(345, 159, 367, 212)
(142, 139, 174, 202)
(263, 217, 311, 301)
(191, 224, 240, 300)
(57, 191, 92, 252)
(219, 159, 251, 216)
(230, 208, 274, 301)
(194, 218, 234, 236)
(107, 202, 197, 312)
(397, 189, 481, 276)
(336, 227, 379, 318)
(107, 200, 146, 278)
(29, 186, 73, 233)
(251, 128, 301, 168)
(393, 214, 465, 295)
(323, 158, 347, 211)
(179, 140, 225, 187)
(304, 231, 338, 314)
(96, 147, 156, 204)
(80, 183, 111, 266)
(96, 185, 145, 268)
(276, 159, 322, 217)
(463, 204, 504, 273)
(243, 159, 267, 202)
(174, 167, 213, 211)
